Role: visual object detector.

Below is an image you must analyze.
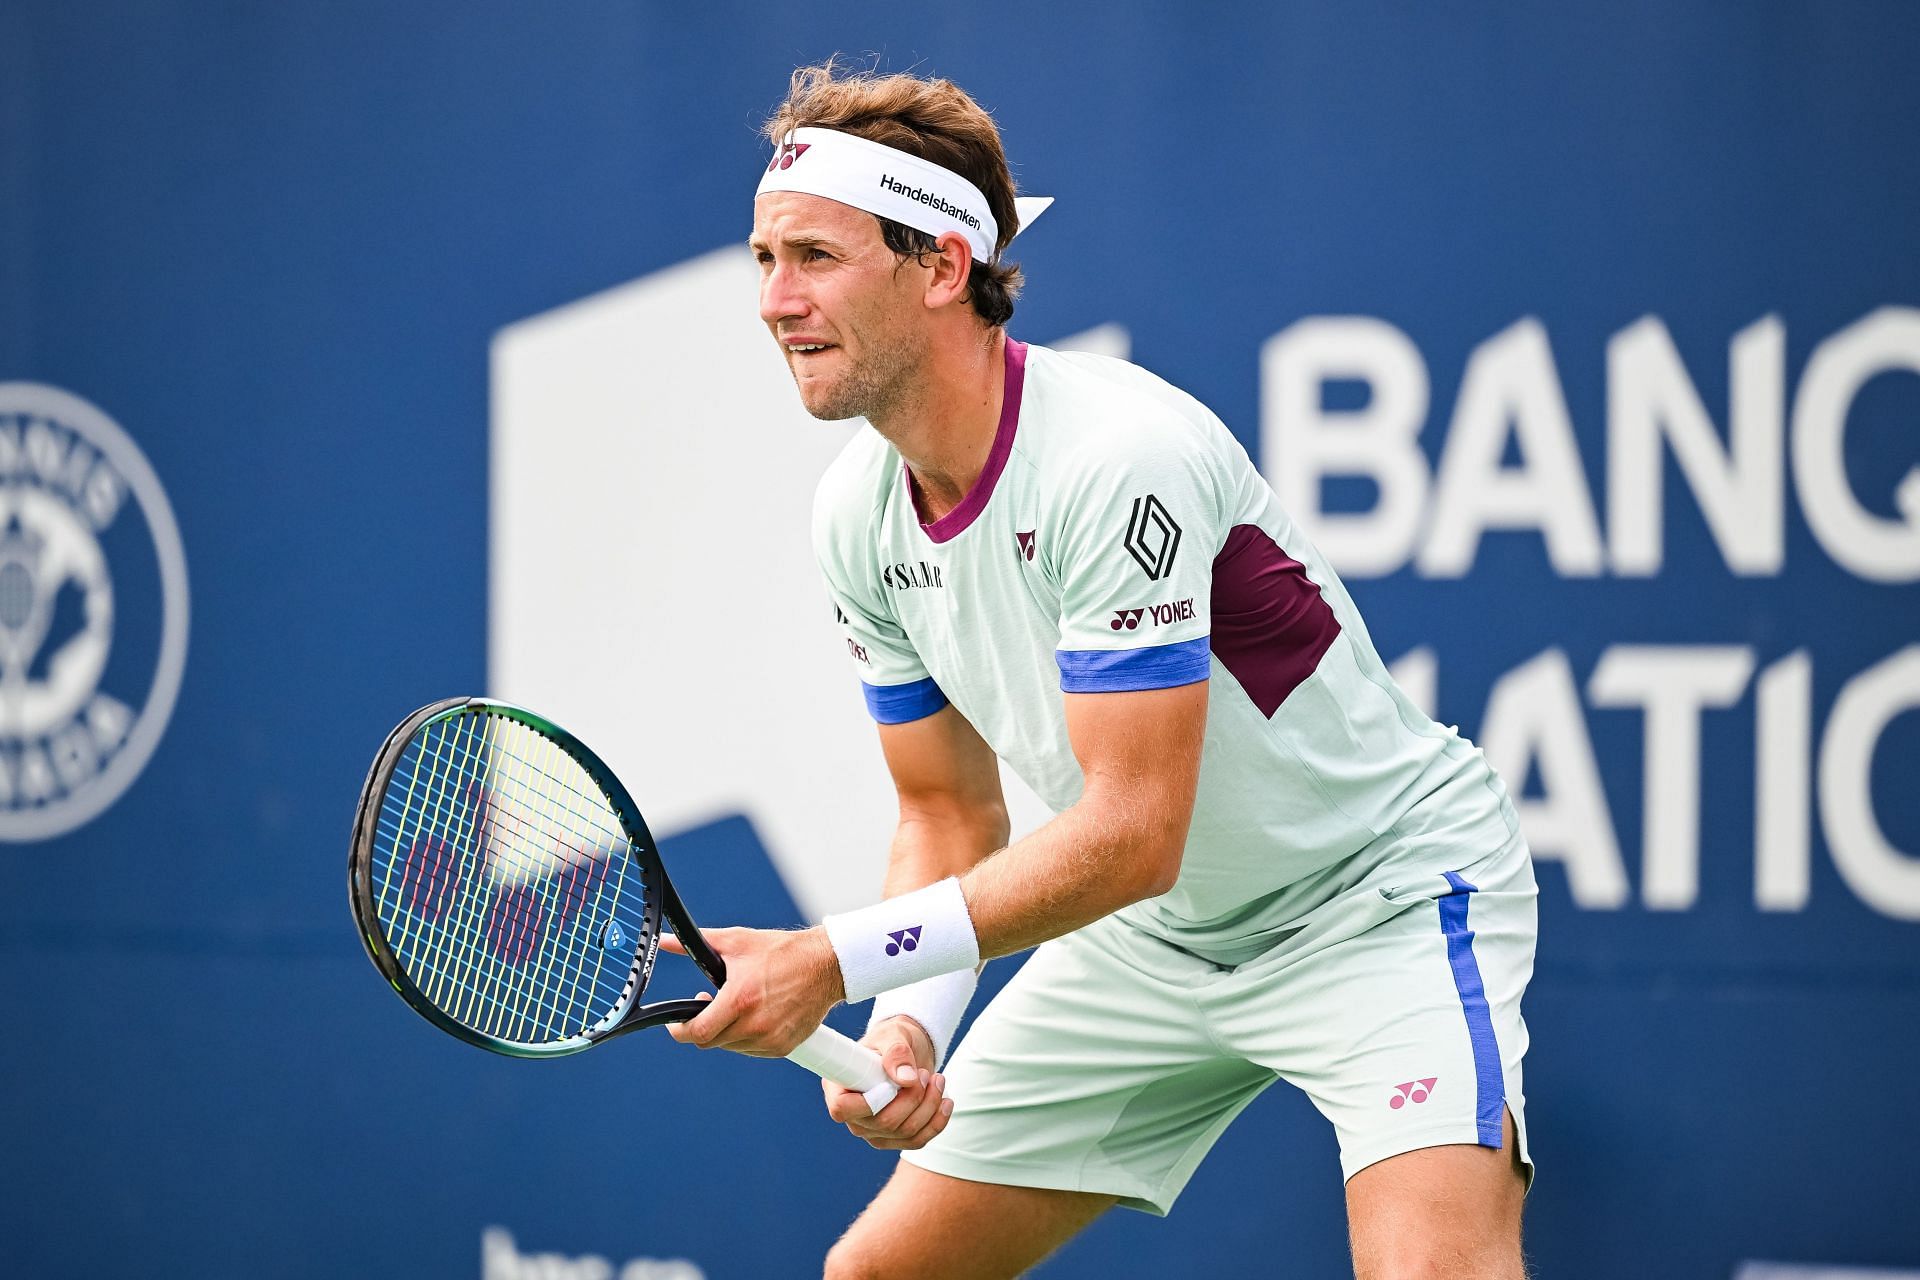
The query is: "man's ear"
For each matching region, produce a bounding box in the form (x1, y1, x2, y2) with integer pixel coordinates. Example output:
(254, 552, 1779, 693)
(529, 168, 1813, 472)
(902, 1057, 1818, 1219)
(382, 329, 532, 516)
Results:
(922, 232, 975, 310)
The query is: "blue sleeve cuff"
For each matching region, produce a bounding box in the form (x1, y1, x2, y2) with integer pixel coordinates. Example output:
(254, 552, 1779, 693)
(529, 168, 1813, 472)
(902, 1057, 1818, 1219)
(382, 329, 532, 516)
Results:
(1057, 637, 1212, 693)
(862, 676, 949, 724)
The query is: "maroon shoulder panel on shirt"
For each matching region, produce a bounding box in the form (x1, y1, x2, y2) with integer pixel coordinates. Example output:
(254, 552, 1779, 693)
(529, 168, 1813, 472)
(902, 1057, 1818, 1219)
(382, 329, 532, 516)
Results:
(1209, 524, 1341, 717)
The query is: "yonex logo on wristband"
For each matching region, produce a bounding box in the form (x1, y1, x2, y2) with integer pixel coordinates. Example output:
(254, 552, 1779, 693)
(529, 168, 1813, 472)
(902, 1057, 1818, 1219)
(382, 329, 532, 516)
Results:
(824, 877, 977, 1003)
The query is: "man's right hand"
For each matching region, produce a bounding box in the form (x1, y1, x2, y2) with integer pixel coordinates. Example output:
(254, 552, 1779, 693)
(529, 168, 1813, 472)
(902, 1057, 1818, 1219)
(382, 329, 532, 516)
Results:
(822, 1016, 955, 1150)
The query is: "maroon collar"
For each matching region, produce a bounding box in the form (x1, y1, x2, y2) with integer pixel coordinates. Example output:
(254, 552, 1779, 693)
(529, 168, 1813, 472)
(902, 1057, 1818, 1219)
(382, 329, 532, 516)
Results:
(909, 338, 1028, 544)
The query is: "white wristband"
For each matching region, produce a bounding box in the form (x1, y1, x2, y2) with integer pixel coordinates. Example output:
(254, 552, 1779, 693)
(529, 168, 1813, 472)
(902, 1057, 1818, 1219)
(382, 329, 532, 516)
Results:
(869, 968, 979, 1069)
(823, 876, 980, 1003)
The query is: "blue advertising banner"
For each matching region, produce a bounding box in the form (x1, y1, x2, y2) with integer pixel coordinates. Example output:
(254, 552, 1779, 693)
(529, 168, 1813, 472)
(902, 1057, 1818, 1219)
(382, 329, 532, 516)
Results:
(2, 3, 1915, 1275)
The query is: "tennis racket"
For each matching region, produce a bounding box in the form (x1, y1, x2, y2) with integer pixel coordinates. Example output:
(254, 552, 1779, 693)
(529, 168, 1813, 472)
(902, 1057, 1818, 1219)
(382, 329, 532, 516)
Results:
(348, 696, 898, 1112)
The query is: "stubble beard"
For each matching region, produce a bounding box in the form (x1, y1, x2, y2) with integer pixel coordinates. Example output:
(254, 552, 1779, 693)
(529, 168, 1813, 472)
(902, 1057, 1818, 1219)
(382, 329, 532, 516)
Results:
(797, 326, 929, 425)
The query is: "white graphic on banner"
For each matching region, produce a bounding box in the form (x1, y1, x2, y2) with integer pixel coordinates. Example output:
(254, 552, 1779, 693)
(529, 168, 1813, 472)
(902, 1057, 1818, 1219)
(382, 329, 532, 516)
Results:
(490, 246, 1126, 918)
(0, 383, 189, 841)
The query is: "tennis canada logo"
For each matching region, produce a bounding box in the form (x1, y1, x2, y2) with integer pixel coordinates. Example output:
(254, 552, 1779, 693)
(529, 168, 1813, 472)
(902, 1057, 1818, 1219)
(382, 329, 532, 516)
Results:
(0, 384, 188, 841)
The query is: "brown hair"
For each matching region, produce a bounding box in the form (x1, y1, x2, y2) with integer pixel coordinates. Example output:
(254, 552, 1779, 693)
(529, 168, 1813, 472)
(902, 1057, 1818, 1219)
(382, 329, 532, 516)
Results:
(763, 61, 1026, 328)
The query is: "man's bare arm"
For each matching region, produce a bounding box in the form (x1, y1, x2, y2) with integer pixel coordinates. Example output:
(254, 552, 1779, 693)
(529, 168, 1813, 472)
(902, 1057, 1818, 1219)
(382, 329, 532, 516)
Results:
(875, 703, 1011, 895)
(958, 681, 1207, 959)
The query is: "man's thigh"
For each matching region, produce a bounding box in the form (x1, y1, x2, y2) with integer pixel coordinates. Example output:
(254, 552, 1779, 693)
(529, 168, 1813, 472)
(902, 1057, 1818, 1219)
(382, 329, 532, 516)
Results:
(1210, 833, 1539, 1188)
(1345, 1105, 1529, 1280)
(906, 914, 1274, 1216)
(825, 1162, 1115, 1280)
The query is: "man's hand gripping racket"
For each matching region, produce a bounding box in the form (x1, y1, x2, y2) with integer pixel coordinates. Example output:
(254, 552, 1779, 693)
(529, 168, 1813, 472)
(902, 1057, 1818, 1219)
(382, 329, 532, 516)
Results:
(347, 697, 898, 1115)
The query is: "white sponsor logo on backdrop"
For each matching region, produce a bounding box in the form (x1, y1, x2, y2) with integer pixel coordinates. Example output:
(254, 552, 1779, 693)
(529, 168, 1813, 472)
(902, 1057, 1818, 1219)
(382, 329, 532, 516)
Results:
(483, 1226, 703, 1280)
(0, 383, 188, 841)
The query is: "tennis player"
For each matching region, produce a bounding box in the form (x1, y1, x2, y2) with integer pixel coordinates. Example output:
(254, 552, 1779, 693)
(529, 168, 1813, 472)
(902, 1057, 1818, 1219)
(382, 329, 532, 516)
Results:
(667, 62, 1538, 1279)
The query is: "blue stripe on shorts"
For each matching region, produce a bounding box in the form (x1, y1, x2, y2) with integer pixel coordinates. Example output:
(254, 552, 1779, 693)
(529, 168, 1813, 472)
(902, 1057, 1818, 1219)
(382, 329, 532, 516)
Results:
(1439, 871, 1504, 1148)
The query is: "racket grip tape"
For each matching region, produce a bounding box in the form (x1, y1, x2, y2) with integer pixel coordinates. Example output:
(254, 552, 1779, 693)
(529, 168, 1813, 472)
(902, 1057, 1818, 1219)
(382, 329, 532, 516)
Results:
(787, 1025, 900, 1114)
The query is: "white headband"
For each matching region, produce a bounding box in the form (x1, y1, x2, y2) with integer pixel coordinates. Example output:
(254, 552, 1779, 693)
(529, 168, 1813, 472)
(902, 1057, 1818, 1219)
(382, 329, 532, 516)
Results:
(756, 126, 1053, 263)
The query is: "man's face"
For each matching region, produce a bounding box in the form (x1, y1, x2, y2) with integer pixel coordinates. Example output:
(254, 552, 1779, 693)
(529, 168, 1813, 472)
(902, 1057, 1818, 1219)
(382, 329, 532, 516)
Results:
(752, 191, 932, 422)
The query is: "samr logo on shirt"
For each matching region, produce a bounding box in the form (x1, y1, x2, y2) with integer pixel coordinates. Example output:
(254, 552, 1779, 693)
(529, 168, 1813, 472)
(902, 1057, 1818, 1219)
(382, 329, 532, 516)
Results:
(882, 561, 944, 590)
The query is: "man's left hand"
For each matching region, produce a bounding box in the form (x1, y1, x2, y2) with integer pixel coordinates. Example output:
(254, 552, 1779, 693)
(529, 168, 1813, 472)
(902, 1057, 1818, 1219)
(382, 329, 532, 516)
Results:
(662, 926, 844, 1057)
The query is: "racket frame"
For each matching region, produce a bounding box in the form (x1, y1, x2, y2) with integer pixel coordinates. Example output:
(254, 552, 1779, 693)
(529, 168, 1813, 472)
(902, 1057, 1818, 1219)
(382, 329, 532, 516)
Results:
(349, 696, 728, 1057)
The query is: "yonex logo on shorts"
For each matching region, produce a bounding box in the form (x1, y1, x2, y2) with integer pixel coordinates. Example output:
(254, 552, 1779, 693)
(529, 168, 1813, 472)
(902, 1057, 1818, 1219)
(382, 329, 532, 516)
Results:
(1123, 494, 1181, 581)
(1111, 608, 1144, 631)
(884, 926, 922, 957)
(1389, 1077, 1437, 1109)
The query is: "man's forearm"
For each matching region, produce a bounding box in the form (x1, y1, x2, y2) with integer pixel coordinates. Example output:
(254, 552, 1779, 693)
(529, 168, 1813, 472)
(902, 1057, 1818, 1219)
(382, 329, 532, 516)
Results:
(959, 782, 1189, 960)
(882, 805, 1009, 897)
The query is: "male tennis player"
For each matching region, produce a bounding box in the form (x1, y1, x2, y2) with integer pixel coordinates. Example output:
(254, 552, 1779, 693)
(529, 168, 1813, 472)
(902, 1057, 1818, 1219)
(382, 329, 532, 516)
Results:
(666, 62, 1538, 1279)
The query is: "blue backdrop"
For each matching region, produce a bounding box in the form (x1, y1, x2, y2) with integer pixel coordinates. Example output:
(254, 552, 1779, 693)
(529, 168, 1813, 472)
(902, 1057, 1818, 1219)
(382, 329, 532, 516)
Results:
(2, 3, 1917, 1276)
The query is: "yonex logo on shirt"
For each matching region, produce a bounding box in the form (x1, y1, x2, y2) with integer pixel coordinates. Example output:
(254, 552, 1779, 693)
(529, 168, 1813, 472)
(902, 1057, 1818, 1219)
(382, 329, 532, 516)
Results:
(1110, 599, 1193, 631)
(1015, 530, 1036, 561)
(1123, 494, 1182, 581)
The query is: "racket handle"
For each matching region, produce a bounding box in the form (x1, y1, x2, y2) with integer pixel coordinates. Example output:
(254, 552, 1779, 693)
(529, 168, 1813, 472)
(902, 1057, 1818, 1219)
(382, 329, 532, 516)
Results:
(787, 1025, 900, 1114)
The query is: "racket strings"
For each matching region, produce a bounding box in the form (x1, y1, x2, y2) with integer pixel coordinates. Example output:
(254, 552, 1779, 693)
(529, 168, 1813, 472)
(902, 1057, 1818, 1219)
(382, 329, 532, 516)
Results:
(371, 711, 652, 1044)
(402, 717, 571, 1036)
(382, 715, 568, 1037)
(381, 716, 640, 1043)
(420, 715, 644, 1041)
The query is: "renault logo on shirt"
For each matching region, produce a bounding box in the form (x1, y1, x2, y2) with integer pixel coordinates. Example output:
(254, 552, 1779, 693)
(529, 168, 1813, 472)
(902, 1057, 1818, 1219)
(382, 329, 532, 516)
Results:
(882, 560, 945, 590)
(1123, 494, 1182, 581)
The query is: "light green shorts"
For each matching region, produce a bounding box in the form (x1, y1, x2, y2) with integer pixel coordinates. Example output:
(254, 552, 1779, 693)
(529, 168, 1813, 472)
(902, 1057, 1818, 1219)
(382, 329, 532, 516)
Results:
(903, 834, 1537, 1215)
